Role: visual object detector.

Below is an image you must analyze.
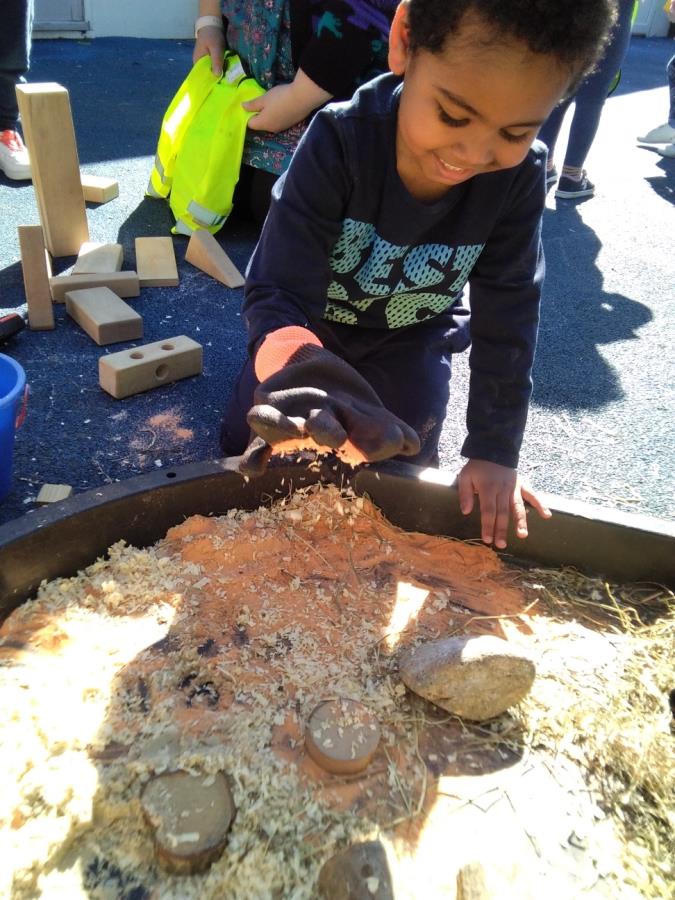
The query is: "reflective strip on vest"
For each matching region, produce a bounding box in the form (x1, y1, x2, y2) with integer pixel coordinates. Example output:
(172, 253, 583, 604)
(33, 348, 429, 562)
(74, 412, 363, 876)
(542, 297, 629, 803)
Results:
(187, 200, 227, 228)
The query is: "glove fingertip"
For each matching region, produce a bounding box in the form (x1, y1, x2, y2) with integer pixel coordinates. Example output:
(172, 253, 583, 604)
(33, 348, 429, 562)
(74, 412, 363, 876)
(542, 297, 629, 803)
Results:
(239, 438, 273, 477)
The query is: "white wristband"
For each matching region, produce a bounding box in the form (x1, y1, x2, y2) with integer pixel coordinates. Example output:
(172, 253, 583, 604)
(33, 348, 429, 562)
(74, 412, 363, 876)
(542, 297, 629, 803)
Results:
(195, 15, 223, 38)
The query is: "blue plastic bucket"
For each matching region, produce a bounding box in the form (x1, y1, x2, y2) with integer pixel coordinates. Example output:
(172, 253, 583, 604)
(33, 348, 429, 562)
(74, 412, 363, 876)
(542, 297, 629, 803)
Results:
(0, 354, 28, 501)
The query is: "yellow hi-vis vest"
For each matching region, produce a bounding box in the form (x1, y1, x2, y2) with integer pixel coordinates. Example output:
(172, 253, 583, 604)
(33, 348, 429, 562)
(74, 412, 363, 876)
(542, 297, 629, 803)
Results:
(146, 52, 264, 236)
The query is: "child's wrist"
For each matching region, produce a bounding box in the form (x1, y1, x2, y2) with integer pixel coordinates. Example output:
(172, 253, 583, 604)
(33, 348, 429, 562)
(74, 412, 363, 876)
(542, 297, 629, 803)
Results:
(194, 15, 223, 38)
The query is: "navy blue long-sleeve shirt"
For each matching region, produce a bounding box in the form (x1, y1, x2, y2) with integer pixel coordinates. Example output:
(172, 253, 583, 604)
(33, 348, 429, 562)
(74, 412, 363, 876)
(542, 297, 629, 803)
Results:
(243, 73, 547, 468)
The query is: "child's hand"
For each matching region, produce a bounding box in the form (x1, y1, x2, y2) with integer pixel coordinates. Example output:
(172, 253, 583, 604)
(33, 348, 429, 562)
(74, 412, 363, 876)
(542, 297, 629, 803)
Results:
(193, 26, 226, 77)
(457, 459, 551, 549)
(243, 69, 332, 134)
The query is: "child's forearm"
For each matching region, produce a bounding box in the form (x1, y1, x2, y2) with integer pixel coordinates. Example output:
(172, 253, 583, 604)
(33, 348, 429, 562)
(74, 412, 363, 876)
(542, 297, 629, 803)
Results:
(288, 69, 333, 121)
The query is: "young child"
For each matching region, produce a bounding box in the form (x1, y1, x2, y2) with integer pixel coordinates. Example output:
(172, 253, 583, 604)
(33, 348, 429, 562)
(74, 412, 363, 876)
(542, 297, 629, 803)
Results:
(220, 0, 616, 549)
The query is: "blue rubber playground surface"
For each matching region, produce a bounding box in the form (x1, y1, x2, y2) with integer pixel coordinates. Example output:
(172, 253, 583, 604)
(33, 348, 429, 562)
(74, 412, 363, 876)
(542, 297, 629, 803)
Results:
(0, 34, 673, 528)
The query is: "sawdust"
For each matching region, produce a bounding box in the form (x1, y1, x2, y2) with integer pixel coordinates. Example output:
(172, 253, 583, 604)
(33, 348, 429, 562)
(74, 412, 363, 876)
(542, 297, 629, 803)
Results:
(0, 484, 670, 899)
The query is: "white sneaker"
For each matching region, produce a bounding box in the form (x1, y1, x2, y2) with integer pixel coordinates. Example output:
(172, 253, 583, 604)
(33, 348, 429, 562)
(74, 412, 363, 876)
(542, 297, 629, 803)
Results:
(656, 143, 675, 158)
(0, 130, 32, 180)
(637, 122, 675, 144)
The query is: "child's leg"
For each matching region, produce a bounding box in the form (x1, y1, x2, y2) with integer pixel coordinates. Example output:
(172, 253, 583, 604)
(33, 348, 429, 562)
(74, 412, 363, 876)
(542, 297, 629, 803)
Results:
(537, 98, 571, 170)
(0, 0, 33, 131)
(320, 318, 461, 468)
(668, 53, 675, 127)
(559, 0, 633, 175)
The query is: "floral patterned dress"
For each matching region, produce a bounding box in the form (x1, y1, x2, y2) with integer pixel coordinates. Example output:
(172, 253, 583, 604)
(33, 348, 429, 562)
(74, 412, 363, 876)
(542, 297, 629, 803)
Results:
(222, 0, 394, 174)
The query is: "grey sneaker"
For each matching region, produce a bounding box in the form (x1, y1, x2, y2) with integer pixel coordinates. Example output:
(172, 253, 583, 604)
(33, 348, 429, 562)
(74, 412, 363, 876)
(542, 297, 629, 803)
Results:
(546, 166, 558, 190)
(555, 171, 595, 199)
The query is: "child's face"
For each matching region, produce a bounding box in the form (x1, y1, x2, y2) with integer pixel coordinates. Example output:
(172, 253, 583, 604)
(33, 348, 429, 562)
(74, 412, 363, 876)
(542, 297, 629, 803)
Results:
(389, 7, 572, 200)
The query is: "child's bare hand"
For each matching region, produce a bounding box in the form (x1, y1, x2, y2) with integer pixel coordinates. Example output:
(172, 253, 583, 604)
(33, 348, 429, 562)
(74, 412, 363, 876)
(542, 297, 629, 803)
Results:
(457, 459, 551, 549)
(243, 70, 332, 134)
(193, 26, 225, 76)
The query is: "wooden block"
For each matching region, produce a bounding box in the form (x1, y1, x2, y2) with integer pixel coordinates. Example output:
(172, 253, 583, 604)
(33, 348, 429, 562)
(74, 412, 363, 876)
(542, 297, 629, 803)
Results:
(37, 484, 73, 504)
(17, 225, 54, 331)
(135, 237, 179, 287)
(65, 286, 143, 346)
(15, 83, 89, 257)
(81, 174, 119, 204)
(49, 271, 140, 303)
(304, 699, 380, 775)
(185, 230, 244, 288)
(72, 242, 124, 275)
(99, 335, 202, 399)
(141, 771, 235, 875)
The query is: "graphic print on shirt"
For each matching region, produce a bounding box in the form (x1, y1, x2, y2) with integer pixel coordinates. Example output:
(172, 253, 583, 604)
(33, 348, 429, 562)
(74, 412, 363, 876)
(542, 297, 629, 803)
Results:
(325, 218, 484, 328)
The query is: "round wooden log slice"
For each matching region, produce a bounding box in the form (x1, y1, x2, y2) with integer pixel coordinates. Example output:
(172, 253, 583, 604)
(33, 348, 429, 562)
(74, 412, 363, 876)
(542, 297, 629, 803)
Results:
(399, 635, 536, 721)
(305, 698, 381, 775)
(318, 840, 395, 899)
(140, 770, 235, 875)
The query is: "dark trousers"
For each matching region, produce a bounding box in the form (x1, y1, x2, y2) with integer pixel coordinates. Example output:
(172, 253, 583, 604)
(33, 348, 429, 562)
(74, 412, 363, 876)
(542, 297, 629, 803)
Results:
(538, 0, 633, 170)
(0, 0, 33, 131)
(220, 313, 469, 468)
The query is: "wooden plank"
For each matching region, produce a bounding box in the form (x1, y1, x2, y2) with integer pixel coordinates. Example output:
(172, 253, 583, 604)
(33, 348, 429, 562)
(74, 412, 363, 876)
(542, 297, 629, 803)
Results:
(185, 230, 244, 288)
(15, 83, 89, 257)
(49, 271, 140, 302)
(65, 286, 143, 346)
(99, 336, 202, 399)
(72, 242, 124, 275)
(81, 174, 119, 204)
(17, 225, 55, 331)
(135, 237, 179, 287)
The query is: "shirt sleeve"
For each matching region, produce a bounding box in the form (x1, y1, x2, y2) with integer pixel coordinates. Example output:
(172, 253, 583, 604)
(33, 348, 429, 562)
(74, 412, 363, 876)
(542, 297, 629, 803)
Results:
(297, 0, 394, 98)
(242, 109, 351, 357)
(461, 155, 546, 469)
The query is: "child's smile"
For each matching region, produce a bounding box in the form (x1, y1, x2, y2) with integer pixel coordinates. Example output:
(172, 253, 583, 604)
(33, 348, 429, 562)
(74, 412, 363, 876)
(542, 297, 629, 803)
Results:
(388, 7, 573, 201)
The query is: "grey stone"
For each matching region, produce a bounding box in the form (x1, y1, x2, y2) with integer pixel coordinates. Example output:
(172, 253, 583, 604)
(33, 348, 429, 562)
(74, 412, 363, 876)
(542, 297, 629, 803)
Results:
(399, 635, 536, 720)
(318, 841, 395, 899)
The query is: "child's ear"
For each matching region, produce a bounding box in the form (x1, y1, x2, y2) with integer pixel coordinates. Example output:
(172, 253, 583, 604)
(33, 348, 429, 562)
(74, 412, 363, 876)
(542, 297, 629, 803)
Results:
(388, 1, 412, 76)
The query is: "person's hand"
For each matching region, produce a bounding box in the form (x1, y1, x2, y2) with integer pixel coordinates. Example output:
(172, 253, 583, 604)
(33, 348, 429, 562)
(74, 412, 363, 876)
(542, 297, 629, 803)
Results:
(193, 25, 225, 77)
(457, 459, 552, 549)
(243, 69, 332, 133)
(240, 330, 420, 475)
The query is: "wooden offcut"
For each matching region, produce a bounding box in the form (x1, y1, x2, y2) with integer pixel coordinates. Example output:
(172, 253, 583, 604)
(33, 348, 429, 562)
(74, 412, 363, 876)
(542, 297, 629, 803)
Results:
(99, 335, 202, 399)
(49, 271, 140, 302)
(141, 771, 235, 875)
(304, 699, 380, 775)
(72, 242, 124, 275)
(80, 174, 119, 204)
(185, 230, 244, 288)
(17, 225, 54, 331)
(15, 83, 89, 257)
(36, 484, 73, 504)
(65, 286, 143, 346)
(135, 237, 179, 287)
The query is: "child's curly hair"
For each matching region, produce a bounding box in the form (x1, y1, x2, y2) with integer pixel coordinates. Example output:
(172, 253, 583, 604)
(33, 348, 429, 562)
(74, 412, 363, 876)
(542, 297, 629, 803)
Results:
(408, 0, 618, 84)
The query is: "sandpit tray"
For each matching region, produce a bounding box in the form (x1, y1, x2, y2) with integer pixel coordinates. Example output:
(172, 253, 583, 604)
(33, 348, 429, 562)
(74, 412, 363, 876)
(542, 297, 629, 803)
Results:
(0, 459, 673, 900)
(1, 458, 673, 612)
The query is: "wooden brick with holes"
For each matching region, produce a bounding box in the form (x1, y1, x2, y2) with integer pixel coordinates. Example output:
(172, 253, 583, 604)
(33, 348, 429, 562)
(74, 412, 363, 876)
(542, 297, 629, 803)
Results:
(15, 83, 89, 256)
(50, 271, 140, 302)
(185, 230, 244, 288)
(17, 224, 54, 330)
(99, 336, 202, 399)
(135, 237, 179, 287)
(65, 286, 143, 346)
(81, 174, 119, 204)
(72, 242, 124, 275)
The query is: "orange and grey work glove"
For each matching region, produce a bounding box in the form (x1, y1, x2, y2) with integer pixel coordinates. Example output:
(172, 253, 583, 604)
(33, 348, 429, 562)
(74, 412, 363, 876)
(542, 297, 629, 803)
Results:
(240, 326, 421, 476)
